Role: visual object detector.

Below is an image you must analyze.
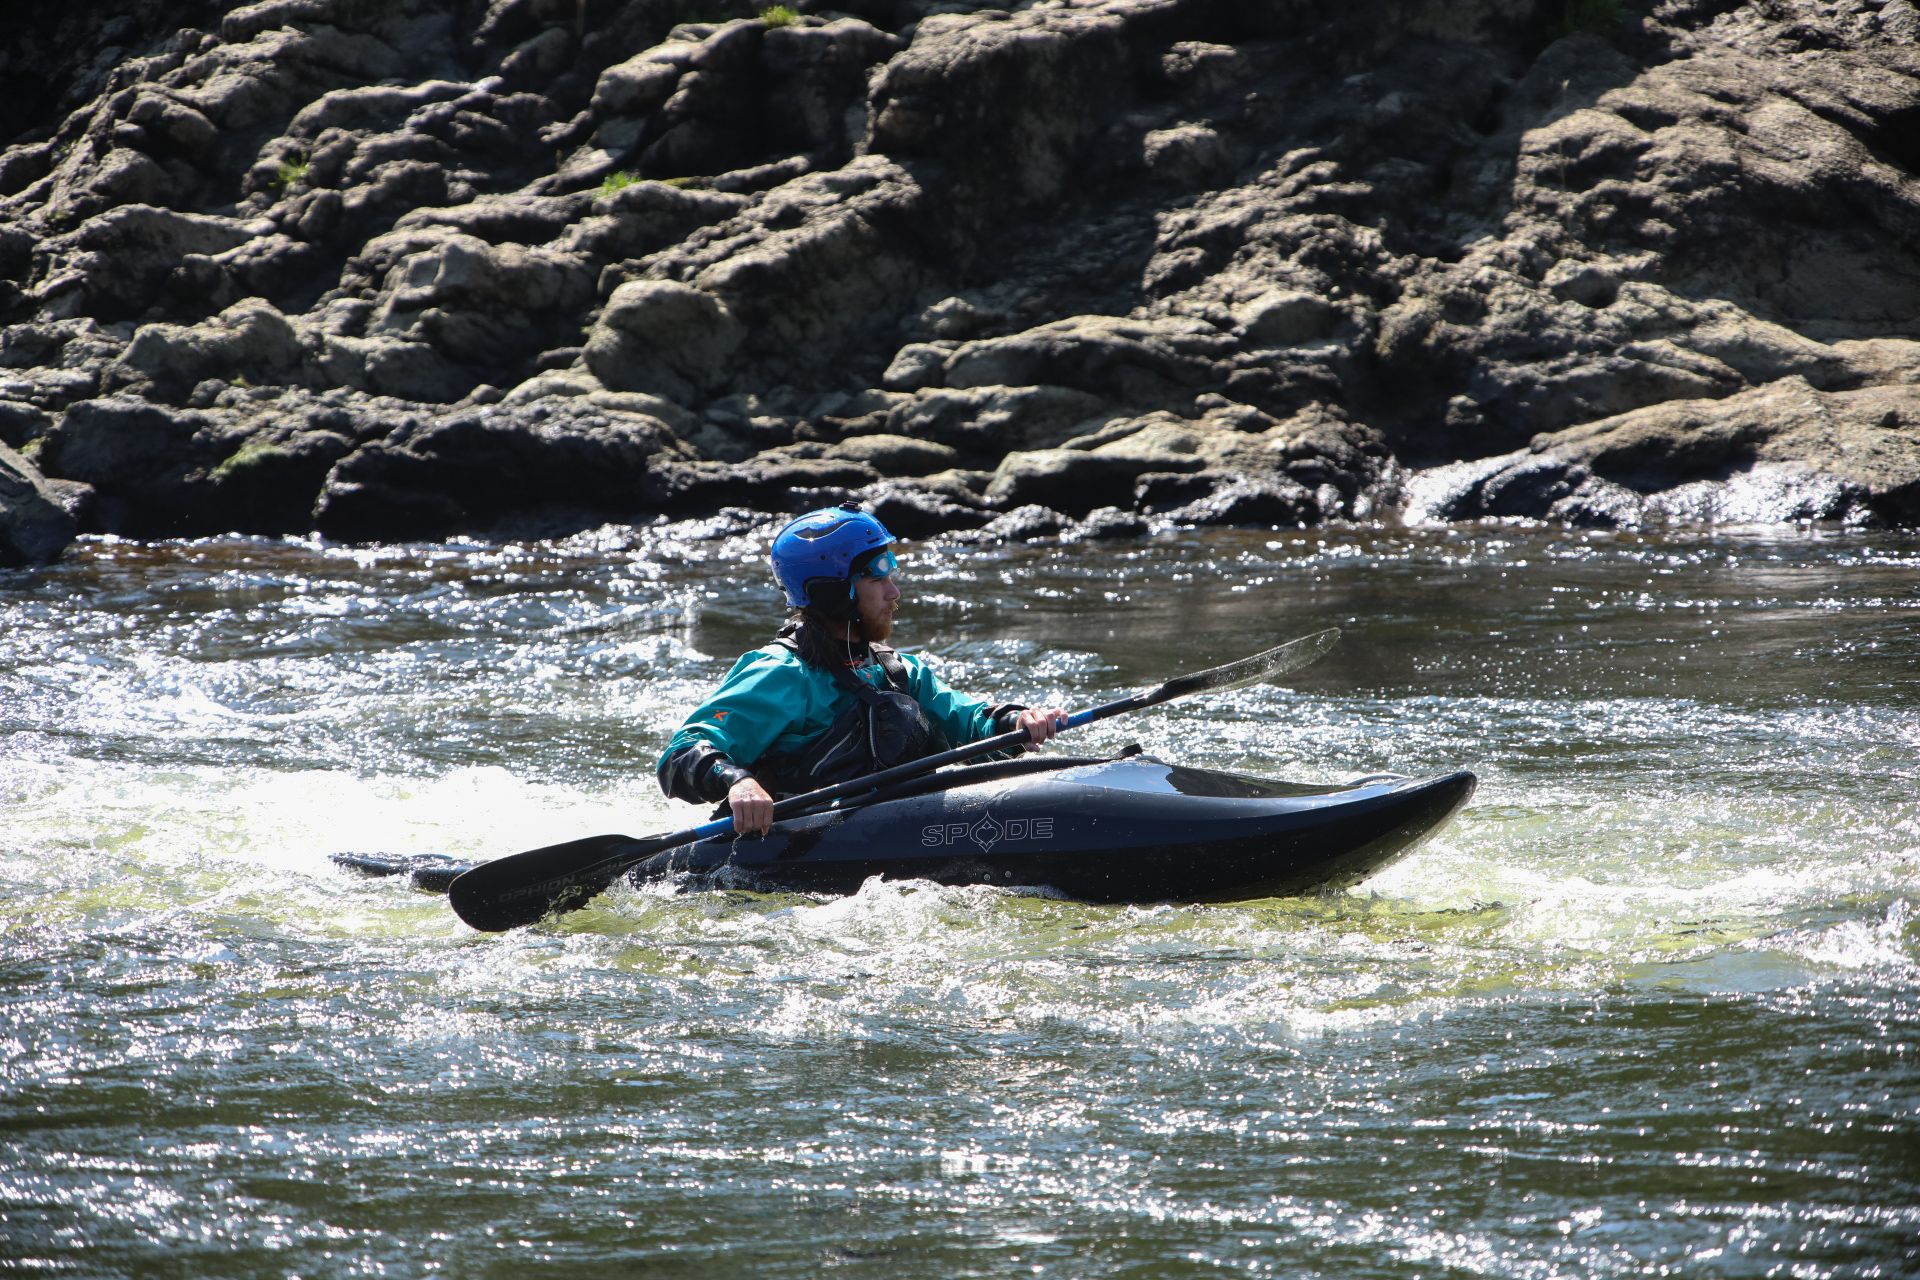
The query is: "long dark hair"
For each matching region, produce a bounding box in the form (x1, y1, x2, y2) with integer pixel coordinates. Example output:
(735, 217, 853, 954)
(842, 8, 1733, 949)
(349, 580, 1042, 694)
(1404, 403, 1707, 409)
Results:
(783, 610, 866, 670)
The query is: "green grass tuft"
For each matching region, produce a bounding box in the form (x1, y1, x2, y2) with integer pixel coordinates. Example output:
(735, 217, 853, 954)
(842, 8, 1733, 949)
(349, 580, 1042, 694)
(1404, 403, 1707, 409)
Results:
(210, 437, 287, 483)
(598, 170, 642, 197)
(759, 4, 799, 27)
(270, 159, 311, 191)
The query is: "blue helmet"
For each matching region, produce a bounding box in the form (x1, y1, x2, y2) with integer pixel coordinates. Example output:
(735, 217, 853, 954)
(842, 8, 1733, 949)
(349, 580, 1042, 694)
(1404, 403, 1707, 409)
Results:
(770, 506, 897, 613)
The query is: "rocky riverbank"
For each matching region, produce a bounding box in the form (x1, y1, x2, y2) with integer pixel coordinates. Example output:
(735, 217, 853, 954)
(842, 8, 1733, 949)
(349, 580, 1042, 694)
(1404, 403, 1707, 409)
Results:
(2, 0, 1918, 564)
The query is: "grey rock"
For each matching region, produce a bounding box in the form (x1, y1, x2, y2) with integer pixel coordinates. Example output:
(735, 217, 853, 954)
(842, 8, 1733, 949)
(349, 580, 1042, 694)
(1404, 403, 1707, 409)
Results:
(941, 315, 1233, 402)
(1142, 124, 1232, 186)
(986, 445, 1207, 517)
(854, 478, 994, 539)
(201, 418, 356, 535)
(126, 90, 222, 162)
(34, 396, 206, 534)
(108, 299, 312, 400)
(500, 27, 574, 87)
(676, 157, 932, 383)
(887, 385, 1113, 457)
(643, 452, 879, 519)
(0, 442, 76, 566)
(964, 504, 1075, 545)
(37, 397, 201, 492)
(1235, 290, 1345, 347)
(866, 6, 1134, 242)
(881, 343, 950, 392)
(585, 15, 897, 184)
(1066, 507, 1152, 541)
(586, 279, 746, 402)
(1407, 380, 1920, 527)
(1161, 474, 1319, 529)
(315, 401, 681, 541)
(33, 206, 260, 321)
(565, 182, 748, 260)
(821, 433, 959, 477)
(362, 232, 595, 369)
(1159, 41, 1242, 97)
(0, 400, 51, 449)
(0, 0, 1914, 539)
(318, 335, 471, 404)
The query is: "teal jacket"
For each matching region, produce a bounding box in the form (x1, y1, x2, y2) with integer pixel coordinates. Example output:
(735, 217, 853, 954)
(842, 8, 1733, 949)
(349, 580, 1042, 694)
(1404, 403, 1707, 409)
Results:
(657, 642, 1008, 797)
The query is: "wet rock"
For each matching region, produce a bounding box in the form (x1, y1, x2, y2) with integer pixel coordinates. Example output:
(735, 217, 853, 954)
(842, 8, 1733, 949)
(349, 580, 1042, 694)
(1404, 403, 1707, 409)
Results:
(1405, 453, 1597, 524)
(964, 504, 1076, 545)
(1255, 410, 1398, 518)
(1067, 507, 1152, 541)
(1162, 474, 1318, 528)
(202, 417, 357, 536)
(987, 447, 1193, 517)
(0, 441, 76, 566)
(1407, 380, 1920, 527)
(314, 400, 684, 541)
(34, 396, 208, 535)
(854, 478, 994, 539)
(644, 452, 882, 519)
(0, 0, 1914, 538)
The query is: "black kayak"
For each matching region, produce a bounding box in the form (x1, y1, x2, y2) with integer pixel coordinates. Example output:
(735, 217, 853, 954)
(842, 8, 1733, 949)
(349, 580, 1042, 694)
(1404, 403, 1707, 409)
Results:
(334, 752, 1475, 905)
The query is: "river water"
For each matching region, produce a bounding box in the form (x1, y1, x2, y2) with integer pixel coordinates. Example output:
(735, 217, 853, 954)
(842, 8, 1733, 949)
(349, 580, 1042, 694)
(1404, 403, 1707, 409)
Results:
(3, 520, 1916, 1278)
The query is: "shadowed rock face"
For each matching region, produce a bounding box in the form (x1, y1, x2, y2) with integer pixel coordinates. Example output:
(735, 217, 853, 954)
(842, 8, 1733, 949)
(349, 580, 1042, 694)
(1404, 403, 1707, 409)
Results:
(0, 0, 1916, 558)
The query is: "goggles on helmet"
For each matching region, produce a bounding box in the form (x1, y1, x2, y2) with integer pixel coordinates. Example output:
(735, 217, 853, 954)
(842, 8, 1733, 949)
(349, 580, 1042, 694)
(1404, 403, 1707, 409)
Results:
(770, 505, 896, 614)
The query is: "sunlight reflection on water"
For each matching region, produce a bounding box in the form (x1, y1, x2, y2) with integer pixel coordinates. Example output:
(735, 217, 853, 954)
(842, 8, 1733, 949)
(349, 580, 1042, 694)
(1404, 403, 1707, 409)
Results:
(1, 523, 1916, 1278)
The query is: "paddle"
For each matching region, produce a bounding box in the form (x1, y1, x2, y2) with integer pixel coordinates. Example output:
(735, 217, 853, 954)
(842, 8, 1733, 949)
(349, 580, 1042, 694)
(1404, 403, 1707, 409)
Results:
(445, 626, 1341, 931)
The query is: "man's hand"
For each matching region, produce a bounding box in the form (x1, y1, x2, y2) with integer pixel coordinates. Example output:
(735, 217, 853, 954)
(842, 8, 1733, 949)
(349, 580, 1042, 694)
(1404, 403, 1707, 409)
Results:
(1015, 706, 1071, 747)
(727, 776, 776, 837)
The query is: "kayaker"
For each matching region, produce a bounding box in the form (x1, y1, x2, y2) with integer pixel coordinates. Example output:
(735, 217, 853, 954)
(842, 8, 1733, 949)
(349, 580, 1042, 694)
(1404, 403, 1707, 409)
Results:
(656, 504, 1070, 837)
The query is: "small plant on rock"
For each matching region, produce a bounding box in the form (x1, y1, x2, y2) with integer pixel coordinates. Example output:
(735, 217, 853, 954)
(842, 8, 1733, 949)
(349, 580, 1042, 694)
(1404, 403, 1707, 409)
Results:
(599, 170, 642, 197)
(210, 437, 285, 483)
(271, 158, 311, 191)
(759, 4, 799, 26)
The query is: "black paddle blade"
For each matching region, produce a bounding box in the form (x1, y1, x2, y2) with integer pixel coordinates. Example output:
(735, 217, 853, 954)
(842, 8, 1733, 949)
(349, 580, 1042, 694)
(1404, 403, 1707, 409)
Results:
(1149, 627, 1341, 704)
(331, 851, 477, 894)
(446, 833, 655, 932)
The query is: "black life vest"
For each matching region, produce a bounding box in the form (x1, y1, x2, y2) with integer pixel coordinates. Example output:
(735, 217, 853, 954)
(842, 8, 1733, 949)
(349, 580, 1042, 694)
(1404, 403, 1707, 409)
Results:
(749, 634, 948, 797)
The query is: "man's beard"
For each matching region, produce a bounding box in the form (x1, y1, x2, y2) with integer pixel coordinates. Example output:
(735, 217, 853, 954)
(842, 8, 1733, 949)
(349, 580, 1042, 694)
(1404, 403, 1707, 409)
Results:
(857, 602, 893, 644)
